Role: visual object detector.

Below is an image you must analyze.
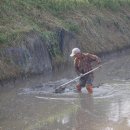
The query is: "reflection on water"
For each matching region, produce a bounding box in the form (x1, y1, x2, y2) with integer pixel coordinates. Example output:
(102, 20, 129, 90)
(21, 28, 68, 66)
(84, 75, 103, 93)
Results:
(74, 94, 95, 130)
(0, 50, 130, 130)
(1, 79, 130, 130)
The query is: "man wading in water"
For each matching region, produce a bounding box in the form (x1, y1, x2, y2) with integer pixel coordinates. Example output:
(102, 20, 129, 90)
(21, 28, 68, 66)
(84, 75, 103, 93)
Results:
(70, 48, 101, 93)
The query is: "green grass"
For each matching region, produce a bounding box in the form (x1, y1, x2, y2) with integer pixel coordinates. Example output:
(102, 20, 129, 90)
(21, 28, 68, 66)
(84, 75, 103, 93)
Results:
(20, 0, 130, 13)
(26, 0, 130, 13)
(0, 33, 8, 44)
(43, 31, 62, 57)
(0, 0, 130, 46)
(88, 0, 130, 10)
(64, 22, 80, 33)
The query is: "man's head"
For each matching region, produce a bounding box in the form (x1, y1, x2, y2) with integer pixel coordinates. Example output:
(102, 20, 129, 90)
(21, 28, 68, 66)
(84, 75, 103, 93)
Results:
(70, 48, 81, 57)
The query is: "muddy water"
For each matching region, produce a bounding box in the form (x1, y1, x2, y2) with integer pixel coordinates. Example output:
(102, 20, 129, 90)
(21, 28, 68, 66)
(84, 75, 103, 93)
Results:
(0, 49, 130, 130)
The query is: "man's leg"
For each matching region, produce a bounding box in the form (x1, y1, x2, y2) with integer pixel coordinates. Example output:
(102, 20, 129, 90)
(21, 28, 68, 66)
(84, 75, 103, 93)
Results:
(86, 84, 93, 93)
(86, 74, 94, 94)
(76, 76, 86, 92)
(76, 84, 81, 92)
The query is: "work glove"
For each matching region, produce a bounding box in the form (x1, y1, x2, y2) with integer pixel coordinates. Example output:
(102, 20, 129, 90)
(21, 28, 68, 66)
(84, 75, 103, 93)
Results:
(79, 73, 84, 78)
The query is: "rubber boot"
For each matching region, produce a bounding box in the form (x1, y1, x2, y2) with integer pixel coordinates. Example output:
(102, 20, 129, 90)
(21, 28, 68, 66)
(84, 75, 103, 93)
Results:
(86, 84, 93, 94)
(76, 84, 81, 92)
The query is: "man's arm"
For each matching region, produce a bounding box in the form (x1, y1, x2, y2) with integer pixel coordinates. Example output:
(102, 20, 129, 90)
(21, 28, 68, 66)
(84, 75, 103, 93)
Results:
(87, 53, 101, 64)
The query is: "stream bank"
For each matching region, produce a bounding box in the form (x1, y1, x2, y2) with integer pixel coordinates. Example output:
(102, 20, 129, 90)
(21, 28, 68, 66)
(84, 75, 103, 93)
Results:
(0, 47, 130, 130)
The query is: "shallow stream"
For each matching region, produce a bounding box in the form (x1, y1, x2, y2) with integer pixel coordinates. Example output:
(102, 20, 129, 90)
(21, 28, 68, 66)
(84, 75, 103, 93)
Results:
(0, 49, 130, 130)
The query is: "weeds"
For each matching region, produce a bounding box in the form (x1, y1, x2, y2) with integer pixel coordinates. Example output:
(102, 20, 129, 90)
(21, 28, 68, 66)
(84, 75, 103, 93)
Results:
(0, 0, 130, 45)
(0, 34, 8, 44)
(64, 22, 80, 33)
(43, 31, 62, 57)
(89, 0, 130, 10)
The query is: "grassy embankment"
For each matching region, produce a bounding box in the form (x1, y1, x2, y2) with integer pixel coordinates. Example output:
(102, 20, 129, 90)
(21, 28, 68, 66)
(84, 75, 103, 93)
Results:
(0, 0, 130, 80)
(0, 0, 130, 46)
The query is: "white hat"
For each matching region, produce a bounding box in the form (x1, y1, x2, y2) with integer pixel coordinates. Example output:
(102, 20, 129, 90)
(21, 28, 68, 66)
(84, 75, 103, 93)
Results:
(70, 48, 81, 57)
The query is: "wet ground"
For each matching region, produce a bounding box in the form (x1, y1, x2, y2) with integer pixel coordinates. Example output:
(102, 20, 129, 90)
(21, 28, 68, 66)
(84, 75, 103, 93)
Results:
(0, 49, 130, 130)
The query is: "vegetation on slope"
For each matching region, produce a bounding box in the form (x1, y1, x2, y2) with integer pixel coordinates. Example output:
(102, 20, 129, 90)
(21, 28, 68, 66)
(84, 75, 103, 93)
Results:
(0, 0, 130, 45)
(0, 0, 130, 80)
